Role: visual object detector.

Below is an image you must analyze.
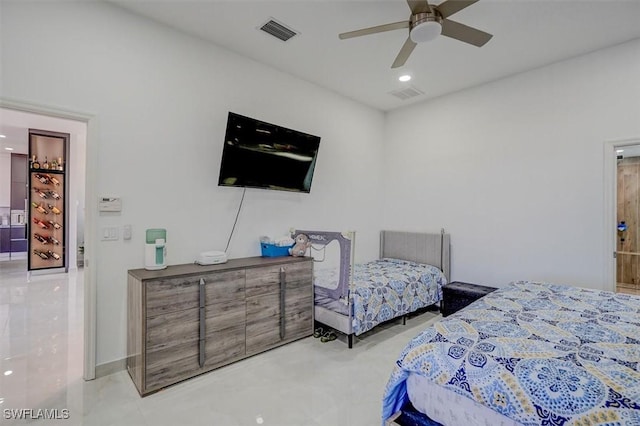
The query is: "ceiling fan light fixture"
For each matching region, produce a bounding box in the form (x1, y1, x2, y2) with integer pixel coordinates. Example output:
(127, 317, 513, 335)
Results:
(410, 19, 442, 43)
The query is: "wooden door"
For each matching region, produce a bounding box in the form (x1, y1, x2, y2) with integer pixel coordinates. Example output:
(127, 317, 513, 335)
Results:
(616, 157, 640, 294)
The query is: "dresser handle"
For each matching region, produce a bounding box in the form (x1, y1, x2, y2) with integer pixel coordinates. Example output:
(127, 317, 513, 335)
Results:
(199, 278, 205, 368)
(280, 267, 285, 340)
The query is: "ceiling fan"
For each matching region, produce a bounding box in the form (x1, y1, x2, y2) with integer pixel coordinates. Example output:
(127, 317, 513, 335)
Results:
(339, 0, 492, 69)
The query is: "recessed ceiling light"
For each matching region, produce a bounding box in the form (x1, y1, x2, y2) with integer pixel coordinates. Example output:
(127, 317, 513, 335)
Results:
(398, 75, 411, 82)
(617, 149, 624, 153)
(0, 135, 6, 138)
(3, 370, 12, 376)
(4, 147, 14, 151)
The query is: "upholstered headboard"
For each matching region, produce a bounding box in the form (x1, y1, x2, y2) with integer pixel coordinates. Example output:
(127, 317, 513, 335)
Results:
(380, 230, 450, 282)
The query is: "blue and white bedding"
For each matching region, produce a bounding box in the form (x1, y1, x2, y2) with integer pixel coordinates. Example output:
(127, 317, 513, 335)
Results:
(315, 258, 446, 336)
(382, 281, 640, 425)
(352, 259, 445, 336)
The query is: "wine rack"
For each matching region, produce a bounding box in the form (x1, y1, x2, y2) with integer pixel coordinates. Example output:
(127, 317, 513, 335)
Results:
(28, 130, 69, 272)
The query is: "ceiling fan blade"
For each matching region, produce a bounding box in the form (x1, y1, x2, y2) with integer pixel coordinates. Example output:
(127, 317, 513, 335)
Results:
(339, 21, 409, 40)
(391, 37, 417, 69)
(441, 19, 492, 47)
(436, 0, 480, 19)
(406, 0, 432, 14)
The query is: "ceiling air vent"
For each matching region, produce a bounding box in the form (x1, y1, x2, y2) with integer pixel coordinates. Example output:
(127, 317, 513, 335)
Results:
(260, 19, 297, 42)
(389, 86, 425, 101)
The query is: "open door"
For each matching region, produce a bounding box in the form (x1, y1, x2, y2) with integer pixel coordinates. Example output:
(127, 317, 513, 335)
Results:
(616, 146, 640, 295)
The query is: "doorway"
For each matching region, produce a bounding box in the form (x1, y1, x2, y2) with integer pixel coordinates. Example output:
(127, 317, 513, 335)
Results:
(0, 109, 86, 270)
(615, 145, 640, 295)
(0, 101, 96, 381)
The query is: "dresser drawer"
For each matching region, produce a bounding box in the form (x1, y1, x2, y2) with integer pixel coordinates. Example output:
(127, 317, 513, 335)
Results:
(245, 265, 280, 297)
(282, 261, 313, 283)
(245, 261, 312, 297)
(204, 270, 245, 305)
(204, 324, 246, 369)
(205, 299, 245, 333)
(145, 340, 200, 392)
(146, 307, 199, 352)
(146, 277, 199, 317)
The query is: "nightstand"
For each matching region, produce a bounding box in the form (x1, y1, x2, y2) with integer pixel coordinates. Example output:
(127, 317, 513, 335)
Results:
(441, 281, 497, 317)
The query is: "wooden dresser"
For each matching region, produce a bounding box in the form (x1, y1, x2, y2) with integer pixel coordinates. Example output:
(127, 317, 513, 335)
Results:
(127, 256, 313, 396)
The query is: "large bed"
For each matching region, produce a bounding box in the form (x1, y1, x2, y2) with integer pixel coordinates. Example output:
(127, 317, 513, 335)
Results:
(295, 230, 450, 348)
(383, 281, 640, 425)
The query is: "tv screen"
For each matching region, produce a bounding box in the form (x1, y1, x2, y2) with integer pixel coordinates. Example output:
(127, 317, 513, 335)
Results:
(218, 112, 321, 193)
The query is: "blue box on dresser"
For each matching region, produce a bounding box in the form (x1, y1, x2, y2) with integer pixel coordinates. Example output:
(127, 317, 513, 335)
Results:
(260, 243, 293, 257)
(441, 281, 497, 317)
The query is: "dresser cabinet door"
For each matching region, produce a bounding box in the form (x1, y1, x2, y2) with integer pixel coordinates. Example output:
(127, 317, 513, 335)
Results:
(245, 261, 313, 354)
(144, 275, 203, 392)
(246, 292, 281, 354)
(283, 279, 313, 340)
(145, 278, 201, 392)
(203, 270, 246, 368)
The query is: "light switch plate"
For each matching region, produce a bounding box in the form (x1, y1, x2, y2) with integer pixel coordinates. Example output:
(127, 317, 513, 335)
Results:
(123, 225, 132, 240)
(101, 227, 119, 241)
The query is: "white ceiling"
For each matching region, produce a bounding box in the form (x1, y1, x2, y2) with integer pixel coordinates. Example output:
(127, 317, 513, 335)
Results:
(109, 0, 640, 111)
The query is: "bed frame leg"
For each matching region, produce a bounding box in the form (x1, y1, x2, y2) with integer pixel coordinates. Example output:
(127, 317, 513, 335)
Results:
(348, 334, 353, 349)
(403, 315, 406, 325)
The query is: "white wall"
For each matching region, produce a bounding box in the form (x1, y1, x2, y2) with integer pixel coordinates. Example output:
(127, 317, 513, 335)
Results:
(383, 39, 640, 290)
(1, 2, 384, 365)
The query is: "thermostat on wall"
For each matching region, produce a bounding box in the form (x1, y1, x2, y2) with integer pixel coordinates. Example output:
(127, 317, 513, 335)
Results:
(99, 197, 122, 212)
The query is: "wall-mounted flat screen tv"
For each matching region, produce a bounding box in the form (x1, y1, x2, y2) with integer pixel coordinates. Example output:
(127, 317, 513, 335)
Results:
(218, 112, 321, 193)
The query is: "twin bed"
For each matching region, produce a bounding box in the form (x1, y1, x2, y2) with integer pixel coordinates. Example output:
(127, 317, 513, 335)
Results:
(383, 281, 640, 425)
(295, 230, 450, 348)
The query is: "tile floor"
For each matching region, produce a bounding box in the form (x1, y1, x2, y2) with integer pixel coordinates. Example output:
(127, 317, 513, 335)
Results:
(0, 258, 441, 425)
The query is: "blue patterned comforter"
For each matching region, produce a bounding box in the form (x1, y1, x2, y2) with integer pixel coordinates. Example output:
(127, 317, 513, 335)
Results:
(382, 281, 640, 425)
(352, 258, 446, 336)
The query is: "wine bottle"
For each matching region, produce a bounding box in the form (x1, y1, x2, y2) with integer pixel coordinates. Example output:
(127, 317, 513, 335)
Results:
(42, 156, 49, 170)
(47, 205, 61, 215)
(32, 202, 49, 214)
(51, 159, 58, 170)
(34, 188, 49, 198)
(57, 157, 63, 171)
(50, 191, 61, 200)
(47, 250, 61, 260)
(48, 220, 62, 230)
(32, 156, 40, 169)
(34, 249, 49, 260)
(32, 218, 50, 229)
(34, 173, 50, 184)
(34, 233, 49, 244)
(48, 175, 60, 186)
(48, 236, 61, 245)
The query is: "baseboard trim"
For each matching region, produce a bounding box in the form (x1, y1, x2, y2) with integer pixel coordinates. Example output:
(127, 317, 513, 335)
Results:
(95, 358, 126, 379)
